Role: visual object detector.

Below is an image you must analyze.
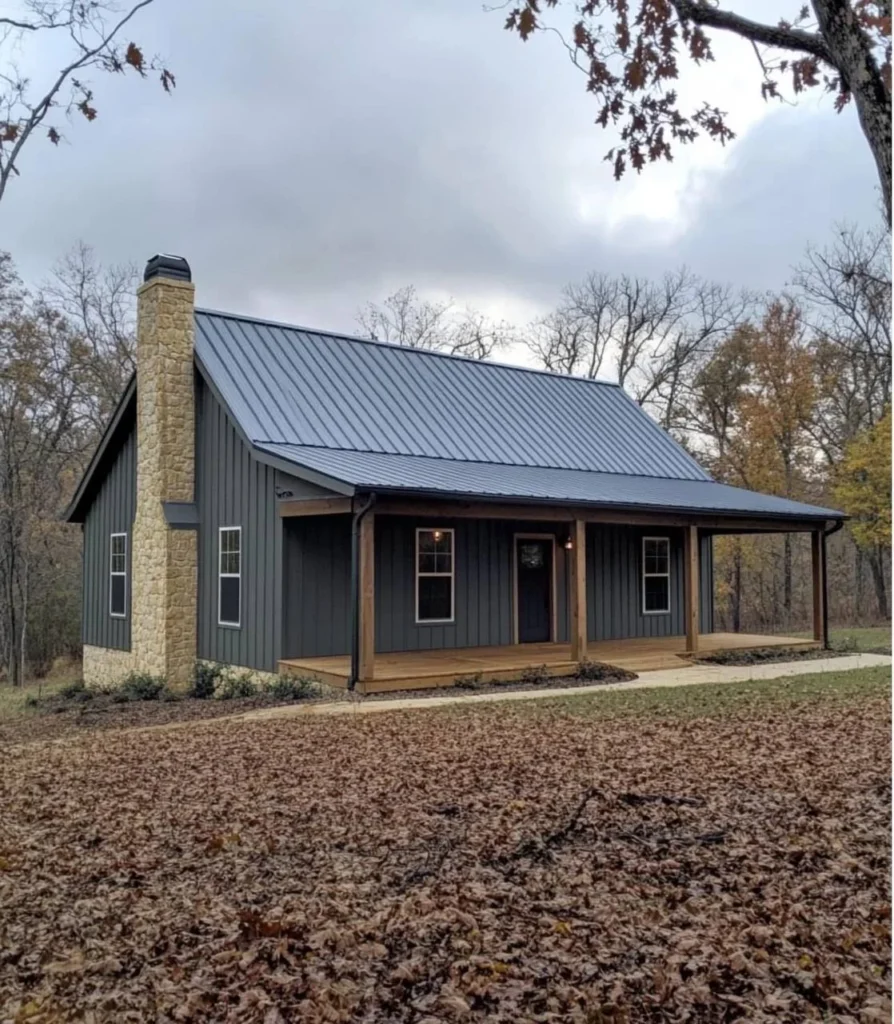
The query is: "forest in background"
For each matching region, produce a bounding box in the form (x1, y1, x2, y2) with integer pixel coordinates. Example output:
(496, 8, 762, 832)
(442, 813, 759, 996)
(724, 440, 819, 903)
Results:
(0, 224, 889, 683)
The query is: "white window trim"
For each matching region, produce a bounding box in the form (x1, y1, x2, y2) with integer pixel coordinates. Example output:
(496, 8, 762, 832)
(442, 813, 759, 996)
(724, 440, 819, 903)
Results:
(642, 536, 671, 615)
(218, 525, 242, 628)
(415, 527, 455, 625)
(109, 532, 127, 619)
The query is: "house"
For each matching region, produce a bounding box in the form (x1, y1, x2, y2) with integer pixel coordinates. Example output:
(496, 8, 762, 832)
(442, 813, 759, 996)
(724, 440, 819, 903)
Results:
(65, 255, 845, 692)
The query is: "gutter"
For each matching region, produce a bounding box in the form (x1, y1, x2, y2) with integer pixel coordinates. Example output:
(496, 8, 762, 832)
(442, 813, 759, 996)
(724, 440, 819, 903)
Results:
(822, 519, 845, 649)
(348, 492, 377, 690)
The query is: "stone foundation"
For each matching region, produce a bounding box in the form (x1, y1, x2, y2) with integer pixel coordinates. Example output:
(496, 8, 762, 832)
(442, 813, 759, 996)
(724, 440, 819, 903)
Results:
(82, 645, 137, 689)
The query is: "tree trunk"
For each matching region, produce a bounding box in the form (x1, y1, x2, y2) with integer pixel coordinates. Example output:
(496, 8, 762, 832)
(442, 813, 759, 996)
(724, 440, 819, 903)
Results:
(854, 540, 864, 623)
(783, 534, 793, 627)
(812, 0, 892, 222)
(732, 543, 742, 633)
(19, 552, 28, 688)
(868, 545, 889, 621)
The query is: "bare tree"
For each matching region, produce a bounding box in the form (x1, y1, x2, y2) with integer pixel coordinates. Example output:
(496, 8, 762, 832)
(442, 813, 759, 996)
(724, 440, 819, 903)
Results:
(0, 0, 174, 204)
(523, 267, 752, 430)
(792, 224, 891, 464)
(43, 242, 137, 431)
(357, 285, 511, 360)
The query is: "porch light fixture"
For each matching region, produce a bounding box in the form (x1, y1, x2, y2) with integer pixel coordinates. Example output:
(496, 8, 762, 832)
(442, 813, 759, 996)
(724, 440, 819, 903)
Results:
(564, 536, 573, 550)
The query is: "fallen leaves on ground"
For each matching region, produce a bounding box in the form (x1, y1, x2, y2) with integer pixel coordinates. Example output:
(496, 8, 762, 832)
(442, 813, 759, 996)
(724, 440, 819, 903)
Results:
(0, 678, 889, 1022)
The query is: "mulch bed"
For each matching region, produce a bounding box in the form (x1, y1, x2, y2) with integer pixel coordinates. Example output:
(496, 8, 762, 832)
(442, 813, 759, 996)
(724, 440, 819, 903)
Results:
(694, 645, 884, 667)
(363, 664, 637, 701)
(0, 692, 324, 747)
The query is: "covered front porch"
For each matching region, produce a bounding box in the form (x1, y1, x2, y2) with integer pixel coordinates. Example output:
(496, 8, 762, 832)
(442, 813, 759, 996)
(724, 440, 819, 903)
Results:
(277, 495, 831, 694)
(280, 632, 818, 694)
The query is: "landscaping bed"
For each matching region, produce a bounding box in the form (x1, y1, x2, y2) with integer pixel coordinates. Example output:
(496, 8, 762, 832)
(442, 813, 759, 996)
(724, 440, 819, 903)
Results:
(694, 643, 875, 667)
(364, 660, 637, 700)
(0, 674, 326, 747)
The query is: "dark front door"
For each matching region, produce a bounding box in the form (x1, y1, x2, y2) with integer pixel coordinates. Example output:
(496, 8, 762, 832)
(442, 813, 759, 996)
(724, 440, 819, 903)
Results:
(516, 539, 552, 643)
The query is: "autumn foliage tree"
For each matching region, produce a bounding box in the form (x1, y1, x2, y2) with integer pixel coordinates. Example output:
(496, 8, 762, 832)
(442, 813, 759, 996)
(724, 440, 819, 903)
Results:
(504, 1, 892, 221)
(0, 0, 174, 204)
(834, 406, 892, 617)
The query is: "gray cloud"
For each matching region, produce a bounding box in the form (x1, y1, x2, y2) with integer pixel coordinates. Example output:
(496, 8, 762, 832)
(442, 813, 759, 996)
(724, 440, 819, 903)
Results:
(1, 0, 881, 336)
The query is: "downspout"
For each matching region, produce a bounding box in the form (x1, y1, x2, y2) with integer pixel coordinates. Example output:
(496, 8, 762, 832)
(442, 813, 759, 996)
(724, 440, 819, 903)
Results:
(348, 492, 376, 690)
(822, 520, 845, 650)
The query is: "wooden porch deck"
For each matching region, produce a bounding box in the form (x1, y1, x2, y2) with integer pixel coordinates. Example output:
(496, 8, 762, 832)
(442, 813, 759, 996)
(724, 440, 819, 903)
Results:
(279, 632, 818, 694)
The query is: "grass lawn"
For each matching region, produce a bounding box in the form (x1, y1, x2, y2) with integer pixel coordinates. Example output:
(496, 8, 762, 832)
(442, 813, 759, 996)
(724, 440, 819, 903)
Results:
(792, 624, 891, 652)
(0, 666, 890, 1023)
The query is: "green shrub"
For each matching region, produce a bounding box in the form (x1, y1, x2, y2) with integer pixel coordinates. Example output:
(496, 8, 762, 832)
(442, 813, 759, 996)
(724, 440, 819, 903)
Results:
(24, 693, 39, 708)
(831, 635, 859, 653)
(191, 661, 222, 699)
(519, 664, 550, 685)
(214, 671, 257, 700)
(264, 674, 317, 701)
(119, 673, 167, 701)
(453, 672, 483, 690)
(160, 686, 183, 702)
(576, 659, 636, 683)
(59, 679, 87, 700)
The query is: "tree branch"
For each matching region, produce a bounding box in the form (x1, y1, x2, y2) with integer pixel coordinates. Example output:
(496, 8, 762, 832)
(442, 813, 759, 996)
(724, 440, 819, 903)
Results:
(670, 1, 836, 66)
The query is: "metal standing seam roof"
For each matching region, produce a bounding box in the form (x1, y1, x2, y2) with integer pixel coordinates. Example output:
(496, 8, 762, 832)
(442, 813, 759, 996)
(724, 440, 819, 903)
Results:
(256, 444, 844, 520)
(194, 309, 709, 480)
(188, 308, 842, 522)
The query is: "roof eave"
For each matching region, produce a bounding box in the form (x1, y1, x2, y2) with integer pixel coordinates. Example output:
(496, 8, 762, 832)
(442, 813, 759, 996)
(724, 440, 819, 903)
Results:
(343, 483, 846, 525)
(63, 375, 137, 523)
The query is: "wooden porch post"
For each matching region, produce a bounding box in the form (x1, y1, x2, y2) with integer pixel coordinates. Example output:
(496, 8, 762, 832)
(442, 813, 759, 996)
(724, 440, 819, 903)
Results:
(570, 517, 587, 662)
(811, 528, 824, 644)
(684, 525, 699, 653)
(358, 511, 375, 682)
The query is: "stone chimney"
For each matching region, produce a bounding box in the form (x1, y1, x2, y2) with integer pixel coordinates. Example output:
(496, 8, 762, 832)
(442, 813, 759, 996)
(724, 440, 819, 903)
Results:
(131, 255, 197, 688)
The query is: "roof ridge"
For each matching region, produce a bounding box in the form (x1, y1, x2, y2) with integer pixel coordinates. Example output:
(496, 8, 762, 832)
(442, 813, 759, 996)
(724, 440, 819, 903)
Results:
(194, 306, 622, 390)
(257, 440, 712, 483)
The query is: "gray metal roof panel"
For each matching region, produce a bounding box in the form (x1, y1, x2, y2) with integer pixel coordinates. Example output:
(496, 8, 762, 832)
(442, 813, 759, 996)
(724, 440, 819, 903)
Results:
(195, 309, 710, 480)
(256, 443, 843, 520)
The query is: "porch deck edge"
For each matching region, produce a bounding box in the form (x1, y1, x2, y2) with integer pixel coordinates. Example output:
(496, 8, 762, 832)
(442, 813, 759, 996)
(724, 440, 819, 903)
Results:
(279, 633, 820, 694)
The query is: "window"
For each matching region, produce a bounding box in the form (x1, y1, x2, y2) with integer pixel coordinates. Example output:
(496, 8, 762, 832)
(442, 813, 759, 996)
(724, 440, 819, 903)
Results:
(218, 526, 241, 627)
(416, 528, 454, 623)
(109, 533, 127, 618)
(642, 537, 670, 614)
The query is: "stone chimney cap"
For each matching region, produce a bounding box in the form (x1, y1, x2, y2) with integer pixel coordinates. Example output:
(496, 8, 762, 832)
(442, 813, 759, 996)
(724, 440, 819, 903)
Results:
(143, 253, 191, 283)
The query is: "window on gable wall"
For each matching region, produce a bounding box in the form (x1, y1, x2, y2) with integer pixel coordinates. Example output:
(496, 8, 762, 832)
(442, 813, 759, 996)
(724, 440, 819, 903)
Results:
(416, 528, 454, 623)
(110, 533, 127, 617)
(642, 536, 670, 614)
(218, 526, 242, 627)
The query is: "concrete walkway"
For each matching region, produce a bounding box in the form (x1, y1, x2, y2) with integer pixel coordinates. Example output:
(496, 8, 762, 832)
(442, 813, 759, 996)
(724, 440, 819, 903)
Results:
(240, 653, 891, 723)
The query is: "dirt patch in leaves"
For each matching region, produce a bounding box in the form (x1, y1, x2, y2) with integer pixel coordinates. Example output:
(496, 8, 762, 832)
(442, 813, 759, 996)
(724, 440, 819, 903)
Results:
(0, 673, 889, 1022)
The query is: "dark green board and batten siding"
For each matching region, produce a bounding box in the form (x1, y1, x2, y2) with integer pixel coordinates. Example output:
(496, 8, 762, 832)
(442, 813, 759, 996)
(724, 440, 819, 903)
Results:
(282, 516, 571, 659)
(81, 419, 136, 651)
(195, 379, 282, 673)
(587, 525, 713, 640)
(281, 515, 711, 659)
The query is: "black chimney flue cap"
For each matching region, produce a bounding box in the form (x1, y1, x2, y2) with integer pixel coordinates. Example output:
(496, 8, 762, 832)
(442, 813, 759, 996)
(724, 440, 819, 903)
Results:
(143, 253, 191, 283)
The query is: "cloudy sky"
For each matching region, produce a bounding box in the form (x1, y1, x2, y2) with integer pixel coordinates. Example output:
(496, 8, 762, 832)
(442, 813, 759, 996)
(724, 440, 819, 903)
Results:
(2, 0, 882, 360)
